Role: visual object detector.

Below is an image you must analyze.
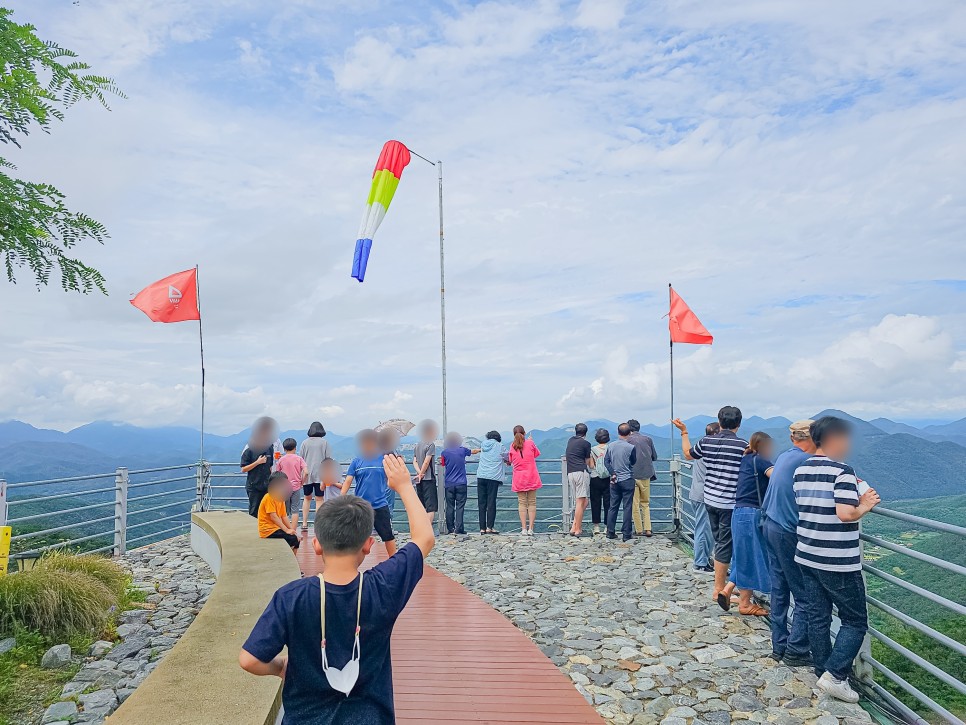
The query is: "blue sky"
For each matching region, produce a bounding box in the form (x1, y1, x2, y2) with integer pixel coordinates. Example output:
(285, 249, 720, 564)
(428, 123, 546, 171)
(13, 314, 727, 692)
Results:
(1, 0, 965, 434)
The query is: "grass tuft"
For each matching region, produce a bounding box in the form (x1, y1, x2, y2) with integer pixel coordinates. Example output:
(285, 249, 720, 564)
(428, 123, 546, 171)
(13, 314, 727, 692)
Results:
(0, 568, 115, 641)
(35, 550, 128, 599)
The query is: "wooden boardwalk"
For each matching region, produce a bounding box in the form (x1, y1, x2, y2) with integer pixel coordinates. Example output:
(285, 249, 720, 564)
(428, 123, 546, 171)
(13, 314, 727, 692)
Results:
(297, 538, 603, 724)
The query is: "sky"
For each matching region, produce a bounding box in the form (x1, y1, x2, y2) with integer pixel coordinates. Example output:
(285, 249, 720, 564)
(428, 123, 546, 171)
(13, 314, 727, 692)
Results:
(2, 0, 966, 435)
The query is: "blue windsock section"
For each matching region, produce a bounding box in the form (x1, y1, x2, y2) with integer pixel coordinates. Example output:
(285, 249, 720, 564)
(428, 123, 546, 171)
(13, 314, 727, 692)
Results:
(352, 238, 373, 282)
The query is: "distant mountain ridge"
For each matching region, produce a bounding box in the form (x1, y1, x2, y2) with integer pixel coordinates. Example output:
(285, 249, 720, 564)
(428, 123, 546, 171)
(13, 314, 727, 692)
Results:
(2, 413, 965, 501)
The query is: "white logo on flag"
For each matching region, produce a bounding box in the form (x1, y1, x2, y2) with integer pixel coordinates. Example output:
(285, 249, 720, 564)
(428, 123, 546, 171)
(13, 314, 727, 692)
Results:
(168, 285, 183, 305)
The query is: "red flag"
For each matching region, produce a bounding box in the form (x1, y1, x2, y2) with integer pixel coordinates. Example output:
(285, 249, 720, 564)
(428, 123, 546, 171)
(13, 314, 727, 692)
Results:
(130, 269, 200, 323)
(669, 287, 713, 345)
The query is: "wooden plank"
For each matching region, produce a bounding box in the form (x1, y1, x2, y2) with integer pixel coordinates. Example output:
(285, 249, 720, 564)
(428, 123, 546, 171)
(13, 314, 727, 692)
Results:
(297, 538, 602, 724)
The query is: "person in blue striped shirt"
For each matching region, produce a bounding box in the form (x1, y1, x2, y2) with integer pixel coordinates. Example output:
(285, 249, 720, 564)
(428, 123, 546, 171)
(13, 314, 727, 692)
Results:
(793, 416, 881, 703)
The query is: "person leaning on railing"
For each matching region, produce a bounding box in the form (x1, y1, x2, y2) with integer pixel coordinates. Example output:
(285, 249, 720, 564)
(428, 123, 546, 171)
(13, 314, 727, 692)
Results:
(793, 416, 881, 704)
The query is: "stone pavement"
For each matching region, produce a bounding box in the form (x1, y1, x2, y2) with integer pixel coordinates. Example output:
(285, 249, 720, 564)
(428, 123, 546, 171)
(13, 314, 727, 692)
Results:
(426, 532, 874, 725)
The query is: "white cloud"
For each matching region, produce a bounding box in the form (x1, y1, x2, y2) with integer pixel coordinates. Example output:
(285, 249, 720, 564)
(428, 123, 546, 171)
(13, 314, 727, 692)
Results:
(1, 0, 965, 436)
(574, 0, 627, 31)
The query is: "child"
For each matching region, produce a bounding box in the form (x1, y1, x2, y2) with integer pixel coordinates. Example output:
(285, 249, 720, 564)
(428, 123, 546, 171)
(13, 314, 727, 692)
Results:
(258, 472, 301, 554)
(320, 458, 343, 502)
(340, 429, 397, 556)
(275, 437, 308, 529)
(439, 432, 480, 535)
(240, 455, 434, 723)
(793, 416, 880, 703)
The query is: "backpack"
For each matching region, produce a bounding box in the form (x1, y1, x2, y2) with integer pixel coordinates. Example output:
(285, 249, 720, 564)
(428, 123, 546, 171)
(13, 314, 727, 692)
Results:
(592, 445, 609, 478)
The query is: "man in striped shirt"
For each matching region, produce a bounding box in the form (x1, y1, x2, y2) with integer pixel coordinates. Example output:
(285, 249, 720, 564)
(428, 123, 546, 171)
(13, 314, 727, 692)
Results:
(793, 416, 880, 703)
(673, 406, 747, 606)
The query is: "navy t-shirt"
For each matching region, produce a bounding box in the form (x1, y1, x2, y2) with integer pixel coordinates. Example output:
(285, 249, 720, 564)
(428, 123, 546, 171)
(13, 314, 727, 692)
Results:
(735, 454, 773, 508)
(440, 446, 471, 487)
(243, 543, 425, 725)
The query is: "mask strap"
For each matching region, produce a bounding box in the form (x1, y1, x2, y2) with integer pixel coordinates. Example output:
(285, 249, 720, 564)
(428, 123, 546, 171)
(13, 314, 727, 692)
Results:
(318, 572, 364, 649)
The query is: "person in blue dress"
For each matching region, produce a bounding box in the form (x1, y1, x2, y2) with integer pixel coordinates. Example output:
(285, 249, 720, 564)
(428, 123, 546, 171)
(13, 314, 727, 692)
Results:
(719, 431, 774, 616)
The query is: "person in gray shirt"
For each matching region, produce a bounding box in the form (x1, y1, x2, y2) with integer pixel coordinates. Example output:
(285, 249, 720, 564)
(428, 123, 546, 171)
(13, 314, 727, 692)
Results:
(689, 422, 720, 572)
(412, 419, 439, 526)
(604, 423, 638, 541)
(626, 420, 658, 537)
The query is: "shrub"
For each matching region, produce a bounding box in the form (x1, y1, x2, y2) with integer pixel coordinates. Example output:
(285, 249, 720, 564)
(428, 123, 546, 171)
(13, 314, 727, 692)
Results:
(35, 551, 128, 599)
(0, 568, 115, 641)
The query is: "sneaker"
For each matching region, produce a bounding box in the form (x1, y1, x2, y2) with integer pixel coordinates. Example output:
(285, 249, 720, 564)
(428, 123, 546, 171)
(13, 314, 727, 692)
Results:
(782, 652, 813, 668)
(693, 564, 714, 574)
(817, 672, 859, 703)
(593, 525, 601, 535)
(528, 528, 535, 536)
(768, 651, 783, 662)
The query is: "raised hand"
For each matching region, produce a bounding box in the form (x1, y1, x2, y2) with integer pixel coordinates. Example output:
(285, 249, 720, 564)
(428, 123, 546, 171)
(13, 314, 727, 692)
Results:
(670, 419, 688, 433)
(383, 454, 413, 492)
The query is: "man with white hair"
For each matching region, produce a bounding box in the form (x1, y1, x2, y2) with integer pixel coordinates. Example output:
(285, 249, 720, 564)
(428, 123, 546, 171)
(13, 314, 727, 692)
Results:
(760, 420, 816, 667)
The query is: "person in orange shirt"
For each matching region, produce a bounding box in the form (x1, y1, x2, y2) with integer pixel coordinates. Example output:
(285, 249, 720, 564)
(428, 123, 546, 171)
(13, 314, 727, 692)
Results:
(259, 473, 301, 553)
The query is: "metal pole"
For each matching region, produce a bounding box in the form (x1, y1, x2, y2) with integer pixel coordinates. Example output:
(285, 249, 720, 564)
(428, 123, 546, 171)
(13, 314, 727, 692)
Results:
(114, 467, 128, 557)
(196, 265, 205, 463)
(0, 478, 6, 528)
(437, 160, 448, 436)
(561, 456, 571, 531)
(668, 283, 674, 458)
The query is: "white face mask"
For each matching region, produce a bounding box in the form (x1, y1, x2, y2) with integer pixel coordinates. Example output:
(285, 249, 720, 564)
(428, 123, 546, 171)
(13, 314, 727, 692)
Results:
(318, 572, 363, 695)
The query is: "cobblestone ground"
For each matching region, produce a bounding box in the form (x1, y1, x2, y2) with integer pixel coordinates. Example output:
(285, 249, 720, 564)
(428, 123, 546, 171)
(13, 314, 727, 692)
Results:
(41, 536, 213, 725)
(427, 532, 874, 725)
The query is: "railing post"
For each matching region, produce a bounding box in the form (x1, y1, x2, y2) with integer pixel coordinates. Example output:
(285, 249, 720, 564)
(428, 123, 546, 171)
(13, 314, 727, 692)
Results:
(0, 478, 7, 528)
(561, 456, 571, 532)
(114, 467, 128, 557)
(669, 456, 682, 537)
(854, 520, 874, 683)
(436, 460, 447, 536)
(195, 460, 210, 512)
(0, 479, 9, 577)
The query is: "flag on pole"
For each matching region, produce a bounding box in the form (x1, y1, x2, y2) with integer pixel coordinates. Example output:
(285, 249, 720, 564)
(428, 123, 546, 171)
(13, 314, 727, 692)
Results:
(130, 269, 200, 323)
(668, 287, 713, 345)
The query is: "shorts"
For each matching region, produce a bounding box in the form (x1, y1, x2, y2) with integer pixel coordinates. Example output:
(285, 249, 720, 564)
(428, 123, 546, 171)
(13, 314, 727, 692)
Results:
(416, 480, 439, 513)
(516, 490, 537, 507)
(302, 482, 324, 497)
(266, 529, 299, 548)
(706, 505, 734, 565)
(567, 471, 590, 499)
(286, 487, 304, 516)
(372, 505, 395, 542)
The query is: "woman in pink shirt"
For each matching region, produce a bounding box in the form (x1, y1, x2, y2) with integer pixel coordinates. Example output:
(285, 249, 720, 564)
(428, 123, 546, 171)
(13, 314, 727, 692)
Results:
(508, 425, 542, 536)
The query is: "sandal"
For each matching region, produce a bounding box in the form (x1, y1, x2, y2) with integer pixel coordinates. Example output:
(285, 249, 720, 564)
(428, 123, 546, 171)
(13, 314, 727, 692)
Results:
(716, 583, 737, 611)
(738, 604, 770, 617)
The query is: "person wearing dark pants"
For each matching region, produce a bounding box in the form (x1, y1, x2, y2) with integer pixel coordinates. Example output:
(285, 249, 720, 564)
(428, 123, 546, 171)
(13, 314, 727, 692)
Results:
(440, 432, 479, 535)
(606, 478, 635, 541)
(476, 431, 507, 534)
(761, 419, 817, 664)
(793, 416, 881, 703)
(603, 423, 638, 542)
(241, 416, 277, 518)
(476, 478, 500, 533)
(445, 485, 468, 535)
(589, 428, 612, 535)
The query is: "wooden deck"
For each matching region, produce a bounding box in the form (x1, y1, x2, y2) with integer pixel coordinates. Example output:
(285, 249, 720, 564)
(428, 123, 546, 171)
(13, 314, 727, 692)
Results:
(297, 537, 603, 724)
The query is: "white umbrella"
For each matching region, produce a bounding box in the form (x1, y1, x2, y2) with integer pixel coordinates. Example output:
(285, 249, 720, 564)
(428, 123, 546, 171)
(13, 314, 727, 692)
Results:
(375, 418, 416, 436)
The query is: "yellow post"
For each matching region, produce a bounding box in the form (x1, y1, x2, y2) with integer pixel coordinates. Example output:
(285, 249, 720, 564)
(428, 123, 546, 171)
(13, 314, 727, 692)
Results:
(0, 527, 10, 576)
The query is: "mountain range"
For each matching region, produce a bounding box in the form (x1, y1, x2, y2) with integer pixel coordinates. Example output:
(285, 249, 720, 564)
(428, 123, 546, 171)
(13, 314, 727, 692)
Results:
(2, 413, 965, 502)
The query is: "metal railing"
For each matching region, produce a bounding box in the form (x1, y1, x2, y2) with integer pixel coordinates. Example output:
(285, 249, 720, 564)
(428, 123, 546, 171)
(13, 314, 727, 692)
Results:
(677, 460, 966, 725)
(4, 456, 964, 723)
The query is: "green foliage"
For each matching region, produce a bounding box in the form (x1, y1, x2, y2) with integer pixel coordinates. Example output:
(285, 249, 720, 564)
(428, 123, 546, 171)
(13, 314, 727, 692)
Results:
(35, 550, 128, 599)
(0, 567, 114, 641)
(0, 628, 81, 725)
(0, 7, 123, 293)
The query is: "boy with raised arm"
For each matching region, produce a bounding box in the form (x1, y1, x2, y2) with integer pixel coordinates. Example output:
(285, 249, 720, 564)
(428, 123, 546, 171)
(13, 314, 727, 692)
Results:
(240, 455, 435, 724)
(340, 429, 397, 556)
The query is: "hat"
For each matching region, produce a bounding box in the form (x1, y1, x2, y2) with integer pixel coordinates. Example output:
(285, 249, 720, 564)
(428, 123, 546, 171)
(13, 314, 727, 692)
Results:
(789, 420, 814, 436)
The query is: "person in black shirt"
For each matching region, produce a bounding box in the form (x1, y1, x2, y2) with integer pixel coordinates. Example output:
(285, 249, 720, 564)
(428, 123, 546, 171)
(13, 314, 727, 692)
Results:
(565, 423, 594, 536)
(241, 416, 278, 517)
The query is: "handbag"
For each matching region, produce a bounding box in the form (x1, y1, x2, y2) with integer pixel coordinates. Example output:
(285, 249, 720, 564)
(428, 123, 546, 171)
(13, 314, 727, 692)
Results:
(751, 454, 766, 530)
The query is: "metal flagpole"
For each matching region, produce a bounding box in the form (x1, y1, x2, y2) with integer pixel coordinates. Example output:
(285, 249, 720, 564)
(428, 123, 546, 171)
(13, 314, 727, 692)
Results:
(196, 265, 206, 463)
(669, 282, 674, 458)
(409, 148, 448, 435)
